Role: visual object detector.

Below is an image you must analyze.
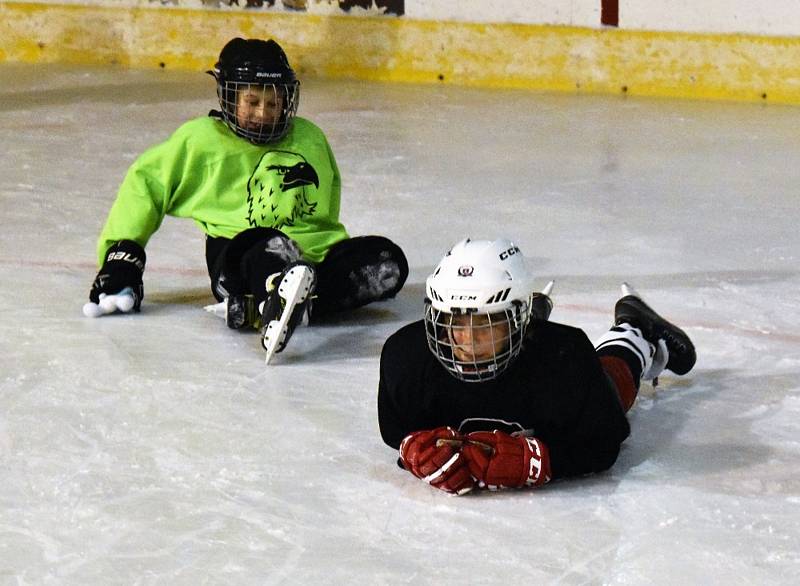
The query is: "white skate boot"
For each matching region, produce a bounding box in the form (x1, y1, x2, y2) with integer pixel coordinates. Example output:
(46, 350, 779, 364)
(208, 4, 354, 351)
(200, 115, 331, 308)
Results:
(261, 261, 317, 364)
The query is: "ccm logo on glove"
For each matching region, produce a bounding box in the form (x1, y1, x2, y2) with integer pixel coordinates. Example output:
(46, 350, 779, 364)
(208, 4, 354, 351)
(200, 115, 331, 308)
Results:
(462, 430, 551, 490)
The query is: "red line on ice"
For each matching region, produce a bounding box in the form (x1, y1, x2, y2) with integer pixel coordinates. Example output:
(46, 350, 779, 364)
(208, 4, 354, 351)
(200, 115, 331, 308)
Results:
(2, 258, 797, 344)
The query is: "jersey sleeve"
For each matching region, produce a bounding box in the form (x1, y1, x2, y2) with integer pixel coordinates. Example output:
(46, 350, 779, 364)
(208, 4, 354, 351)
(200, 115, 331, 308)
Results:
(95, 129, 189, 264)
(542, 330, 631, 480)
(377, 322, 438, 450)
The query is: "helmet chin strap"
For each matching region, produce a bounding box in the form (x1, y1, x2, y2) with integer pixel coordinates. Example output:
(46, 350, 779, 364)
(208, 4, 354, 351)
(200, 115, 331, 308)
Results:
(454, 361, 500, 375)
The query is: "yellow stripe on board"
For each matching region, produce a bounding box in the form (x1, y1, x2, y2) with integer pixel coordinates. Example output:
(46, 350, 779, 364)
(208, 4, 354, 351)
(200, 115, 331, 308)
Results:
(2, 2, 800, 104)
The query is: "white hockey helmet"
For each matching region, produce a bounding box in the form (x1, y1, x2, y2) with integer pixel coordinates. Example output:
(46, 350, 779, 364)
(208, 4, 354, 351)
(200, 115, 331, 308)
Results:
(424, 238, 534, 382)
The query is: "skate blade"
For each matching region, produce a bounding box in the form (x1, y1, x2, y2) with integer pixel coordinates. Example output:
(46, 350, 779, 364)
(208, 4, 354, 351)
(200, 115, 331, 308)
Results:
(203, 301, 226, 318)
(263, 321, 290, 364)
(263, 265, 315, 364)
(621, 282, 640, 298)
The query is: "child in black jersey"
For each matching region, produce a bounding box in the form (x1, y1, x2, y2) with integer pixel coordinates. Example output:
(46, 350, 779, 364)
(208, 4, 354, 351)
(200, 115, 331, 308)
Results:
(378, 238, 696, 495)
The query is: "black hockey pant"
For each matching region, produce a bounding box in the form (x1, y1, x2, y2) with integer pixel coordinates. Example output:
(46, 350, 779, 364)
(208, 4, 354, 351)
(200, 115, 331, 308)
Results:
(206, 227, 409, 319)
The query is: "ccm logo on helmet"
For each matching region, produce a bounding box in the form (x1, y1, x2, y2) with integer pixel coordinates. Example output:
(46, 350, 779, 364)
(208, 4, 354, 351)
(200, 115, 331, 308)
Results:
(499, 246, 521, 261)
(451, 295, 477, 301)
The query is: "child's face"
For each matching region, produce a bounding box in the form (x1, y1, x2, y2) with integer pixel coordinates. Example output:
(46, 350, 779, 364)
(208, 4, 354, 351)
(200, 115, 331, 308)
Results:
(448, 313, 511, 363)
(235, 85, 284, 132)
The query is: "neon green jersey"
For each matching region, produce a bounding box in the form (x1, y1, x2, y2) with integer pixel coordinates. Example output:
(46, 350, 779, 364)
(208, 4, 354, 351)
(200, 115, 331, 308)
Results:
(97, 116, 349, 265)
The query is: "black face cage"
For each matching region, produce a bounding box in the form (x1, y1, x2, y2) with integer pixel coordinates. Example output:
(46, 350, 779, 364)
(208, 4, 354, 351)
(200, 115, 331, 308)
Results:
(216, 80, 300, 144)
(424, 300, 529, 383)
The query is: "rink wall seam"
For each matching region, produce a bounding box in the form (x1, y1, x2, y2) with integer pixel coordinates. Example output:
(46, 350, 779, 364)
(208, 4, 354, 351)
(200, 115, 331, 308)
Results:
(3, 2, 800, 104)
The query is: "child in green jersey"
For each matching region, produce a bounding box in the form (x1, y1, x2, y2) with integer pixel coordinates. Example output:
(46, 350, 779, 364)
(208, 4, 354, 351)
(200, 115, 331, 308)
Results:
(85, 38, 408, 360)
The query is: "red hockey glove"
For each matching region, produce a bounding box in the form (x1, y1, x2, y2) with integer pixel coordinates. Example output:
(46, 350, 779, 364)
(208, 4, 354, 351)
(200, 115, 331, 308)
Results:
(399, 427, 476, 495)
(462, 430, 552, 490)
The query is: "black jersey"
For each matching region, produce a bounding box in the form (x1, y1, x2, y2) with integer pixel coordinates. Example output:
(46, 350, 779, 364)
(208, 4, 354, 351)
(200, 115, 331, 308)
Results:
(378, 319, 631, 480)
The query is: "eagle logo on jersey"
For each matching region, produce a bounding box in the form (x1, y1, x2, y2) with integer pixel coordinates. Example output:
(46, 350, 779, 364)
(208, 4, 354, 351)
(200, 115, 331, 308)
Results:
(246, 150, 319, 230)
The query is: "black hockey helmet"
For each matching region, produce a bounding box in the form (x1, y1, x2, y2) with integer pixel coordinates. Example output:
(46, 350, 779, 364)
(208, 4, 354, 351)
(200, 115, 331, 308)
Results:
(211, 38, 300, 144)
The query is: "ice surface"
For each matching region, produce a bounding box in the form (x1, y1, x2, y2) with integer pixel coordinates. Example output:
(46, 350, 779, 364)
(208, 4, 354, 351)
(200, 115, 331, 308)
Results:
(1, 63, 799, 584)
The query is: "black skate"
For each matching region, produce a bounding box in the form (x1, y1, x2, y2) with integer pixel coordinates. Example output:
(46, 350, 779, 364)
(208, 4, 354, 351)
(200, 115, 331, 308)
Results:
(529, 280, 555, 321)
(261, 261, 317, 364)
(614, 283, 696, 375)
(225, 294, 259, 330)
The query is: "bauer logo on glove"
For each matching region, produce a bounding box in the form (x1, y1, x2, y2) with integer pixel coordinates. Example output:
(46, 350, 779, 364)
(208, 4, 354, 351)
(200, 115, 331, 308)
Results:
(83, 240, 146, 317)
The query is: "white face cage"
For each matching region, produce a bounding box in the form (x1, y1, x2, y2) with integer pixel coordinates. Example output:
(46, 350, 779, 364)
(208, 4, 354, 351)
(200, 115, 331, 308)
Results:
(424, 300, 530, 383)
(217, 80, 300, 144)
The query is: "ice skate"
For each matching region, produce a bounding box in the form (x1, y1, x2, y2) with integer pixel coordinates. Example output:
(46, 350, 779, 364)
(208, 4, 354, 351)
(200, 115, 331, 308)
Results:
(529, 280, 555, 321)
(261, 261, 317, 364)
(224, 294, 258, 330)
(614, 283, 696, 375)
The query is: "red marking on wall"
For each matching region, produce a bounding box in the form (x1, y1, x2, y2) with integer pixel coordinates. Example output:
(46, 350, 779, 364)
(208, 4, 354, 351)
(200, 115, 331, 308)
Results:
(601, 0, 619, 27)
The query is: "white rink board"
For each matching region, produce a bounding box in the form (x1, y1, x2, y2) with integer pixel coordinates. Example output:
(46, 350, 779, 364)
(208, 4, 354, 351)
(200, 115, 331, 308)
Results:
(405, 0, 601, 27)
(622, 0, 800, 35)
(11, 0, 800, 35)
(409, 0, 800, 34)
(0, 63, 799, 583)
